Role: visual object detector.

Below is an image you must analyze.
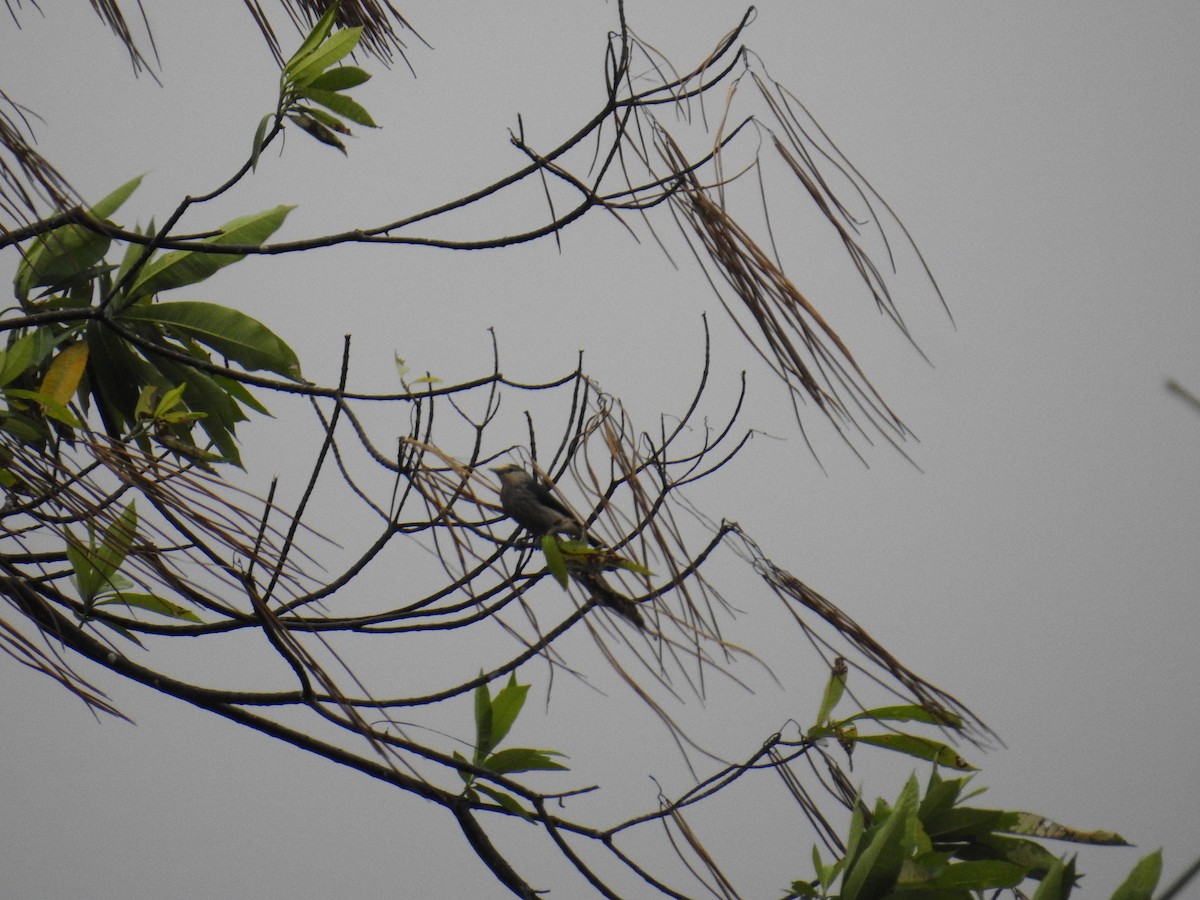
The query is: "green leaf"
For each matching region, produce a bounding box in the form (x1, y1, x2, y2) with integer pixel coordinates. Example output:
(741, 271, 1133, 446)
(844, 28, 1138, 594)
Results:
(811, 845, 839, 890)
(150, 354, 241, 437)
(473, 678, 494, 762)
(283, 3, 341, 78)
(115, 221, 151, 289)
(918, 770, 967, 827)
(1031, 856, 1076, 900)
(15, 227, 109, 303)
(119, 301, 302, 379)
(894, 851, 951, 891)
(153, 383, 189, 418)
(814, 659, 847, 727)
(85, 319, 158, 435)
(927, 859, 1026, 891)
(488, 673, 528, 751)
(67, 532, 103, 602)
(100, 572, 135, 593)
(452, 750, 473, 785)
(95, 591, 202, 623)
(0, 411, 46, 443)
(136, 383, 203, 427)
(250, 113, 273, 171)
(0, 336, 34, 388)
(1109, 849, 1162, 900)
(3, 388, 82, 428)
(783, 880, 818, 899)
(148, 435, 213, 468)
(304, 66, 371, 91)
(14, 177, 141, 303)
(67, 506, 137, 604)
(89, 175, 144, 220)
(152, 358, 246, 467)
(214, 373, 271, 416)
(928, 805, 1008, 841)
(97, 501, 138, 578)
(844, 802, 866, 869)
(289, 27, 363, 87)
(0, 330, 54, 388)
(852, 733, 975, 770)
(541, 535, 568, 587)
(129, 205, 294, 296)
(5, 388, 83, 429)
(952, 834, 1060, 874)
(904, 803, 934, 858)
(142, 381, 187, 422)
(94, 617, 145, 648)
(474, 784, 533, 821)
(297, 88, 377, 127)
(842, 777, 919, 900)
(840, 704, 964, 729)
(482, 747, 568, 775)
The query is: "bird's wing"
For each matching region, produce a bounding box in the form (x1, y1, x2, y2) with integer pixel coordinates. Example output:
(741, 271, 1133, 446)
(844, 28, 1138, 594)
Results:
(530, 480, 577, 520)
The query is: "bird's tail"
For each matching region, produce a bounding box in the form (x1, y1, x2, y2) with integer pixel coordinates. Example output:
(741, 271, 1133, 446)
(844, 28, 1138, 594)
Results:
(572, 571, 645, 630)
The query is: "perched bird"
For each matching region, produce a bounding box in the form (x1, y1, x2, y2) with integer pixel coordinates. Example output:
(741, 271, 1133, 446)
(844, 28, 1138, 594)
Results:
(490, 463, 644, 629)
(490, 463, 594, 543)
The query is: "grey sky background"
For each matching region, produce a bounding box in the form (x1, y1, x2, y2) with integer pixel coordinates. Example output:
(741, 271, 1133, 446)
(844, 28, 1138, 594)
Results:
(3, 3, 1199, 898)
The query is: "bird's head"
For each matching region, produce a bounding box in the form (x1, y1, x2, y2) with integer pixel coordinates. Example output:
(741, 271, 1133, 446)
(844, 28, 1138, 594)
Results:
(489, 463, 529, 484)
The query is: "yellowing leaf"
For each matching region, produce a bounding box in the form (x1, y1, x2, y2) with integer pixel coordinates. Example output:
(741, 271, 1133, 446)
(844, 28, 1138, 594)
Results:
(39, 342, 89, 408)
(997, 810, 1129, 845)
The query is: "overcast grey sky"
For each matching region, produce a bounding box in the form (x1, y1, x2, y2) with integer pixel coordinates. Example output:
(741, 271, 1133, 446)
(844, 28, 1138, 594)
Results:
(3, 3, 1199, 898)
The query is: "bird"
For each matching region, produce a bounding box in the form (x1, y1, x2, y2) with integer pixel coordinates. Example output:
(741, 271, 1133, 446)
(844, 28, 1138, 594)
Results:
(490, 463, 595, 543)
(490, 463, 645, 629)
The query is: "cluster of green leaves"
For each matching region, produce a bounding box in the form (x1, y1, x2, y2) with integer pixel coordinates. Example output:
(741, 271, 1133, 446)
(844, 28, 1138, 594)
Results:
(2, 181, 150, 449)
(66, 500, 199, 632)
(10, 177, 301, 468)
(2, 5, 380, 625)
(7, 6, 382, 473)
(254, 1, 378, 161)
(455, 674, 567, 819)
(784, 665, 1161, 899)
(787, 771, 1160, 900)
